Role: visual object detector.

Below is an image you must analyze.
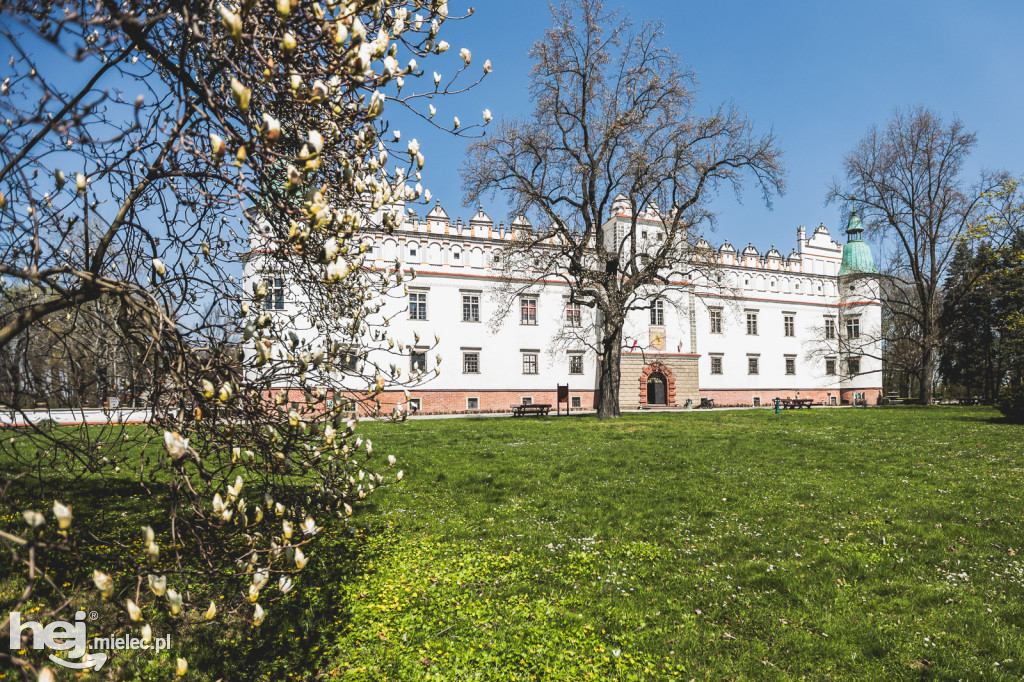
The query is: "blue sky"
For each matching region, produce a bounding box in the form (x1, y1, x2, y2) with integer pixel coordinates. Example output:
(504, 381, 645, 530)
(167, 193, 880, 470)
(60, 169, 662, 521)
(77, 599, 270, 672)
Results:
(407, 1, 1024, 253)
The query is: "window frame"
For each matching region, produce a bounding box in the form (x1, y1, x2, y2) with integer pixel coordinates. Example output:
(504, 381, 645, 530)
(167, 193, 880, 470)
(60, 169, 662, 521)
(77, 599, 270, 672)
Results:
(825, 318, 837, 340)
(462, 351, 480, 374)
(846, 356, 861, 376)
(710, 355, 723, 375)
(846, 316, 861, 339)
(408, 290, 428, 321)
(746, 311, 759, 336)
(709, 308, 723, 334)
(522, 352, 539, 375)
(462, 293, 480, 323)
(569, 353, 584, 375)
(410, 350, 427, 373)
(747, 355, 760, 375)
(565, 301, 582, 328)
(263, 273, 285, 311)
(785, 355, 796, 375)
(784, 314, 795, 337)
(650, 299, 665, 326)
(825, 357, 837, 376)
(520, 296, 538, 325)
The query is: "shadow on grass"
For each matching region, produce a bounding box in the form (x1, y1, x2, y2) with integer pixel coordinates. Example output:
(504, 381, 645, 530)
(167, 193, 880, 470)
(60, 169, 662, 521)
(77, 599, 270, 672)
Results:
(0, 465, 391, 682)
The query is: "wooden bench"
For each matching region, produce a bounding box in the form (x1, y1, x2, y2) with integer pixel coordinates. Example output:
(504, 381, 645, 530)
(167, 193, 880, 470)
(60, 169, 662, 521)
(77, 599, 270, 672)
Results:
(779, 398, 814, 410)
(510, 403, 552, 417)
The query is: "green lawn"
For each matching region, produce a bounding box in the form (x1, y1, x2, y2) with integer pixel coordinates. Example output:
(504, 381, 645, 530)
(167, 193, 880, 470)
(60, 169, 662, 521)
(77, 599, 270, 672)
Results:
(3, 407, 1024, 680)
(327, 407, 1024, 680)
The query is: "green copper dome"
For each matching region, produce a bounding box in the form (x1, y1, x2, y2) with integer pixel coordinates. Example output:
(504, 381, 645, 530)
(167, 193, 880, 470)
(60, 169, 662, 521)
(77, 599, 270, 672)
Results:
(839, 210, 876, 276)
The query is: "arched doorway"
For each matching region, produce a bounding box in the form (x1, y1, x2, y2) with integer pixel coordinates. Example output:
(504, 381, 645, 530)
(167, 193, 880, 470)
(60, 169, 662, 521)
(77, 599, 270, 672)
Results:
(646, 372, 667, 405)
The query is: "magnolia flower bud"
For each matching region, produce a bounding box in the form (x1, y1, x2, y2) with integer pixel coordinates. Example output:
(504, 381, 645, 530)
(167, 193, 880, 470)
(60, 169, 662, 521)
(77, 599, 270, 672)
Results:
(176, 657, 188, 677)
(387, 454, 396, 466)
(53, 501, 72, 529)
(248, 583, 261, 603)
(23, 510, 44, 528)
(302, 516, 319, 535)
(127, 598, 142, 621)
(54, 169, 66, 190)
(205, 601, 217, 620)
(254, 507, 263, 524)
(282, 32, 297, 53)
(163, 431, 189, 460)
(167, 589, 182, 616)
(310, 80, 328, 102)
(152, 258, 166, 276)
(38, 668, 56, 682)
(276, 0, 290, 16)
(140, 623, 152, 644)
(230, 77, 251, 111)
(275, 502, 285, 516)
(343, 503, 353, 516)
(147, 541, 160, 564)
(76, 173, 87, 193)
(253, 603, 266, 626)
(282, 519, 293, 539)
(279, 576, 293, 594)
(433, 71, 441, 87)
(436, 40, 449, 53)
(294, 547, 308, 569)
(484, 59, 493, 74)
(483, 109, 492, 124)
(148, 574, 167, 597)
(396, 470, 404, 481)
(218, 5, 242, 39)
(366, 91, 385, 119)
(460, 48, 471, 65)
(261, 114, 281, 141)
(93, 570, 114, 599)
(307, 130, 324, 154)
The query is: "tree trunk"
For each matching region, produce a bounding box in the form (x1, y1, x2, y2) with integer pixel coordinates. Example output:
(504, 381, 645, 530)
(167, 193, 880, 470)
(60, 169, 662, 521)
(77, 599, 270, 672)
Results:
(596, 323, 623, 419)
(919, 346, 935, 404)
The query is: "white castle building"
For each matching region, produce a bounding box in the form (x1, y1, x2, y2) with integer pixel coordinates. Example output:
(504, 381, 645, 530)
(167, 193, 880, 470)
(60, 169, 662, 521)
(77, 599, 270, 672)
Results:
(247, 200, 883, 414)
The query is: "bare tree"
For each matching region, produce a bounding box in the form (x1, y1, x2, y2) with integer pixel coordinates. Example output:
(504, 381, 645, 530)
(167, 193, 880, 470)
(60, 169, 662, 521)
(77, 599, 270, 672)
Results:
(0, 0, 486, 676)
(828, 107, 1004, 403)
(462, 0, 783, 419)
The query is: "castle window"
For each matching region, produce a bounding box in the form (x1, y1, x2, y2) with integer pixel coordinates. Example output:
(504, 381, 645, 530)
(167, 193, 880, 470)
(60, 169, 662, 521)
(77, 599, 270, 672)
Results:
(410, 350, 427, 373)
(565, 301, 582, 328)
(569, 354, 584, 375)
(746, 311, 758, 336)
(785, 356, 796, 375)
(408, 291, 428, 320)
(825, 318, 837, 339)
(826, 357, 837, 375)
(846, 317, 860, 339)
(709, 308, 722, 334)
(747, 355, 760, 375)
(847, 357, 861, 375)
(466, 397, 479, 411)
(263, 274, 285, 310)
(462, 294, 480, 322)
(463, 352, 480, 374)
(784, 314, 795, 337)
(522, 352, 539, 375)
(650, 299, 665, 326)
(710, 355, 723, 375)
(520, 296, 537, 325)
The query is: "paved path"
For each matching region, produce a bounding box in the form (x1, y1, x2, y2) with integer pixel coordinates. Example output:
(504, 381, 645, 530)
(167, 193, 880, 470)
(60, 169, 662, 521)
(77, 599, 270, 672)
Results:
(1, 408, 152, 426)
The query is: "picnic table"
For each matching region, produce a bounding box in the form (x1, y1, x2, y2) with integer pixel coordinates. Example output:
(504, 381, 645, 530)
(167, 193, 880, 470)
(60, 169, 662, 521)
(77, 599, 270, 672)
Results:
(779, 397, 814, 410)
(510, 403, 552, 417)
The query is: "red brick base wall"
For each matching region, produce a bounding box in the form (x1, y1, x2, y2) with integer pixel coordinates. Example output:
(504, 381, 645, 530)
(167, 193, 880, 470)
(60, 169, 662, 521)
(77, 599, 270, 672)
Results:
(374, 389, 597, 415)
(699, 388, 883, 407)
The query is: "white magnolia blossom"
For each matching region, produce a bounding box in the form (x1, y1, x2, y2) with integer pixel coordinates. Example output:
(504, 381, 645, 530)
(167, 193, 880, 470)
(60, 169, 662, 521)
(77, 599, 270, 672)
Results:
(176, 657, 188, 677)
(127, 598, 142, 622)
(460, 48, 471, 65)
(163, 431, 189, 460)
(148, 574, 167, 597)
(53, 501, 72, 530)
(93, 570, 114, 599)
(167, 589, 183, 616)
(253, 603, 266, 626)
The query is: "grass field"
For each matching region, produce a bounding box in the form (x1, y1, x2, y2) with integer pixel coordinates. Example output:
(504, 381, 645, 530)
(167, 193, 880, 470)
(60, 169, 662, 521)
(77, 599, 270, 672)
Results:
(3, 406, 1024, 680)
(325, 406, 1024, 680)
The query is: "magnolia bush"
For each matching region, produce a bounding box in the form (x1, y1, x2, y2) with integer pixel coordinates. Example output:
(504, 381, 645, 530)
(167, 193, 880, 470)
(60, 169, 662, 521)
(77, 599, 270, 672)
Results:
(0, 0, 488, 678)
